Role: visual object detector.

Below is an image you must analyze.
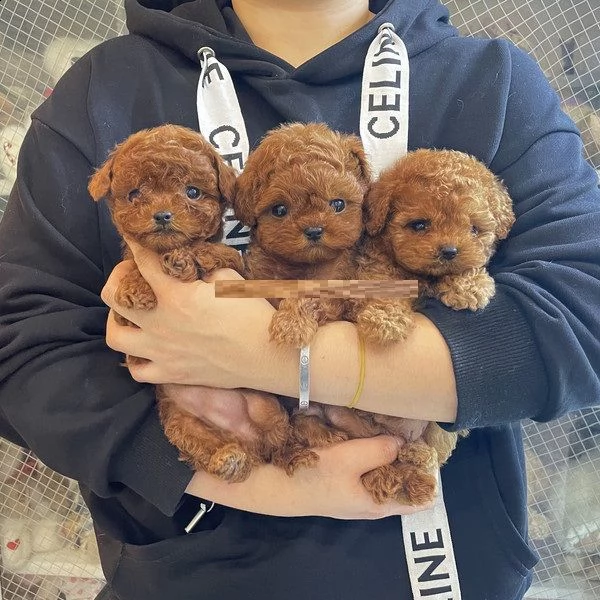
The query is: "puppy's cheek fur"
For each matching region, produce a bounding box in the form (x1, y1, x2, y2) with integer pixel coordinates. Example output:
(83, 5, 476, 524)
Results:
(113, 203, 156, 238)
(257, 221, 308, 256)
(186, 200, 223, 237)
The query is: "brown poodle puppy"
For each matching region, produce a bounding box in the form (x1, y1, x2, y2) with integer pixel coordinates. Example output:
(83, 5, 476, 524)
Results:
(354, 148, 515, 343)
(345, 148, 516, 496)
(233, 123, 439, 506)
(89, 124, 290, 482)
(235, 122, 370, 348)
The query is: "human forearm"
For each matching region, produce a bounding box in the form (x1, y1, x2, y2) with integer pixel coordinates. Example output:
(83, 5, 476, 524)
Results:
(270, 314, 458, 423)
(185, 435, 432, 519)
(102, 254, 456, 423)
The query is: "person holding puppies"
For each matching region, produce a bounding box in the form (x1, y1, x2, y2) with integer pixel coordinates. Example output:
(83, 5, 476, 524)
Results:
(0, 0, 599, 599)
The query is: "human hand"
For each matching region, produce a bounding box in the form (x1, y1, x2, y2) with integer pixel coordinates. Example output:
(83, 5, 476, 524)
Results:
(101, 241, 296, 391)
(186, 435, 435, 520)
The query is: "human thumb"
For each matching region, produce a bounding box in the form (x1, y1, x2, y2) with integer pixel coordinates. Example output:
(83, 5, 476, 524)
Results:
(332, 435, 401, 475)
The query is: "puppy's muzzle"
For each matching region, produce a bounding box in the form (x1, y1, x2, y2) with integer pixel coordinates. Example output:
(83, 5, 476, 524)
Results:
(154, 211, 173, 229)
(304, 226, 324, 242)
(438, 245, 459, 261)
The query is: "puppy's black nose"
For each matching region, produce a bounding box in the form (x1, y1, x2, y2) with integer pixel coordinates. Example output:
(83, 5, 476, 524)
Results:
(439, 246, 458, 261)
(154, 211, 173, 227)
(304, 226, 324, 241)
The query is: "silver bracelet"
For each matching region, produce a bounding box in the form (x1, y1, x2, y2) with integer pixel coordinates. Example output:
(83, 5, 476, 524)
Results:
(299, 345, 310, 410)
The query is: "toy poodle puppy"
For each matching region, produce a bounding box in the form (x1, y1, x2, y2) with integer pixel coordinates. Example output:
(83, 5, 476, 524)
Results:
(233, 123, 440, 505)
(89, 124, 290, 482)
(352, 148, 515, 343)
(235, 122, 370, 348)
(345, 148, 516, 493)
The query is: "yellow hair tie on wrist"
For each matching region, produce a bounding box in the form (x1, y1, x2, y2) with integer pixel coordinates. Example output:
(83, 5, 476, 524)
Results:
(348, 333, 366, 409)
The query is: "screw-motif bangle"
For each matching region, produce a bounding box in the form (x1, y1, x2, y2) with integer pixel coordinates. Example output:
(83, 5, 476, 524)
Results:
(299, 345, 310, 410)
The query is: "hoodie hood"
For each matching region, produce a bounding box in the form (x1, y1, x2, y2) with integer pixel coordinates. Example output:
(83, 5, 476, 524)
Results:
(125, 0, 457, 83)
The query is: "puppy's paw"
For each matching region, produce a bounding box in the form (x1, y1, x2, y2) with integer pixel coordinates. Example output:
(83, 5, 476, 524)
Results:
(361, 465, 403, 504)
(162, 249, 198, 282)
(115, 278, 157, 311)
(269, 311, 318, 347)
(397, 441, 438, 472)
(357, 304, 413, 343)
(437, 271, 495, 311)
(206, 444, 252, 483)
(400, 467, 438, 506)
(362, 464, 438, 506)
(281, 448, 320, 475)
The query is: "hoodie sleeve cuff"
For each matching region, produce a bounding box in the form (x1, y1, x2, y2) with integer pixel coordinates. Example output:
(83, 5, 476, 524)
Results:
(113, 403, 194, 517)
(419, 290, 549, 430)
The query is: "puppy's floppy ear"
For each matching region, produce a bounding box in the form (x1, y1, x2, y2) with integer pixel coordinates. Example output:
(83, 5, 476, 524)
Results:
(88, 155, 114, 201)
(343, 134, 371, 187)
(213, 158, 237, 206)
(488, 179, 515, 241)
(363, 180, 393, 236)
(231, 170, 257, 228)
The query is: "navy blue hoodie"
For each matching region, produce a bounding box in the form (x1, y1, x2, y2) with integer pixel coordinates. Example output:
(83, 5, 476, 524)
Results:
(0, 1, 599, 599)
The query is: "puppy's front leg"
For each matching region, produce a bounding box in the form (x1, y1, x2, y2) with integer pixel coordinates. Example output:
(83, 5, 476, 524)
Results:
(115, 265, 157, 311)
(434, 266, 495, 311)
(354, 298, 415, 344)
(191, 242, 244, 276)
(269, 298, 321, 347)
(161, 243, 243, 282)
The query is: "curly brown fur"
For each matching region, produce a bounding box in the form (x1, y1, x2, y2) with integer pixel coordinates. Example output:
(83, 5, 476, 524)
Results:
(347, 148, 515, 484)
(90, 124, 288, 481)
(357, 148, 515, 342)
(233, 122, 377, 473)
(235, 122, 371, 348)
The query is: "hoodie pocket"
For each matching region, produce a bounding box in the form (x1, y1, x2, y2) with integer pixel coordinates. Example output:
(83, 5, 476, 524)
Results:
(446, 429, 539, 585)
(476, 463, 538, 574)
(119, 510, 227, 565)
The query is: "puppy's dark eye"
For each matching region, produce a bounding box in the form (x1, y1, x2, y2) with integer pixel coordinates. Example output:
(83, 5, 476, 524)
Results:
(186, 186, 201, 200)
(471, 225, 480, 235)
(128, 189, 140, 202)
(330, 198, 346, 213)
(271, 204, 288, 217)
(407, 219, 430, 232)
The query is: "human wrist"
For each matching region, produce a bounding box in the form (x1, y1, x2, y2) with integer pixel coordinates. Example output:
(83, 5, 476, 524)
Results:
(245, 308, 298, 396)
(242, 318, 359, 404)
(309, 321, 360, 407)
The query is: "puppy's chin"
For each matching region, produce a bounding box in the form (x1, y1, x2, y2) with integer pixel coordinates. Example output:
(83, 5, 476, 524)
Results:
(395, 255, 487, 278)
(127, 230, 191, 253)
(294, 243, 342, 264)
(270, 243, 342, 265)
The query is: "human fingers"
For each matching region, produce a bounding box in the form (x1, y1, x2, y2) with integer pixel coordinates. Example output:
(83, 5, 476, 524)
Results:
(100, 259, 136, 309)
(320, 435, 401, 475)
(203, 267, 244, 283)
(316, 436, 435, 517)
(125, 237, 197, 293)
(105, 309, 154, 363)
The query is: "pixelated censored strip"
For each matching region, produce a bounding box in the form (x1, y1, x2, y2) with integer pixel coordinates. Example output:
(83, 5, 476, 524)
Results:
(215, 280, 419, 299)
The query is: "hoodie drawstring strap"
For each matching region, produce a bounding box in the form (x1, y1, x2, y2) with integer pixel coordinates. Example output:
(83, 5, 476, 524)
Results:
(196, 46, 251, 251)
